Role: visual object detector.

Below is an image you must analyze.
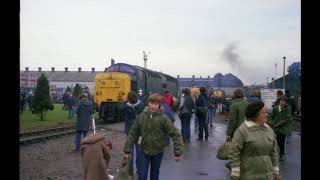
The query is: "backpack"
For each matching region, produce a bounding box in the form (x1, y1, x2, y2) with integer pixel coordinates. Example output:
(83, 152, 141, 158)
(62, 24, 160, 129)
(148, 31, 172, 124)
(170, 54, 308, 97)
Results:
(179, 97, 190, 115)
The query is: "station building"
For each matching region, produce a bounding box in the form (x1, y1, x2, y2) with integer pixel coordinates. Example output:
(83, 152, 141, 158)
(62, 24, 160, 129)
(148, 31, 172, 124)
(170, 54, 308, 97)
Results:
(269, 62, 301, 97)
(177, 73, 244, 96)
(20, 67, 104, 98)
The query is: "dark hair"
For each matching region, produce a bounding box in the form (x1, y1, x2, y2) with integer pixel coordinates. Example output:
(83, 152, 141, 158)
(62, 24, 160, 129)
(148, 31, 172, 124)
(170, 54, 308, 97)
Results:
(183, 88, 191, 96)
(127, 91, 138, 104)
(285, 89, 290, 96)
(246, 101, 265, 119)
(277, 90, 284, 96)
(233, 88, 244, 99)
(200, 87, 206, 93)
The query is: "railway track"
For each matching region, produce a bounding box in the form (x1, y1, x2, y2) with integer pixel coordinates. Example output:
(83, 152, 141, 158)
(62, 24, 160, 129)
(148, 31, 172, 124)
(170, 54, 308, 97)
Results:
(19, 121, 114, 146)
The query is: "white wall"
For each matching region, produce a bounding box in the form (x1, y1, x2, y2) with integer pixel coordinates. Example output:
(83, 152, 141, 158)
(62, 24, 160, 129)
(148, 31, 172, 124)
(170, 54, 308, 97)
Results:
(50, 81, 94, 93)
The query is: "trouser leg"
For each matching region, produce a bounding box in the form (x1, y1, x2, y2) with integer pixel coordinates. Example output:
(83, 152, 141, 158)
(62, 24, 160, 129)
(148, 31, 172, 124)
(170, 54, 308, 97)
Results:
(150, 152, 164, 180)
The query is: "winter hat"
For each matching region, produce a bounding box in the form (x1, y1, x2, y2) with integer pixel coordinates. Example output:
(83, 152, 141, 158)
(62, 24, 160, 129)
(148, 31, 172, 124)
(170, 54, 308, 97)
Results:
(245, 101, 265, 119)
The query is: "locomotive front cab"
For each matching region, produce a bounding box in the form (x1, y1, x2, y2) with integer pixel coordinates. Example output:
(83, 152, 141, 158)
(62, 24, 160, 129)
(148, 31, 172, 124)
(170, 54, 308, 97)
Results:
(94, 72, 131, 122)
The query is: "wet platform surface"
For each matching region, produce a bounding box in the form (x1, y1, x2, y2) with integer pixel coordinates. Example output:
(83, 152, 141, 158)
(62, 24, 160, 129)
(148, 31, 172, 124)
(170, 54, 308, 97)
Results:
(158, 113, 301, 180)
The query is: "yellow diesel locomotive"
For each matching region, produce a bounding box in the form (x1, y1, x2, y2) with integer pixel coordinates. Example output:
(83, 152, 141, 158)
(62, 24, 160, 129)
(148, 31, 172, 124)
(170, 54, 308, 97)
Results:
(94, 63, 180, 122)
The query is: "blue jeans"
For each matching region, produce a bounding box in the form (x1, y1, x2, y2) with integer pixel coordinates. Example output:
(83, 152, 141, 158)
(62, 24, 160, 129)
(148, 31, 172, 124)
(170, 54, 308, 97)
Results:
(180, 114, 191, 142)
(139, 151, 164, 180)
(207, 109, 214, 128)
(68, 107, 75, 118)
(194, 114, 198, 130)
(129, 143, 142, 176)
(75, 130, 88, 150)
(197, 114, 208, 139)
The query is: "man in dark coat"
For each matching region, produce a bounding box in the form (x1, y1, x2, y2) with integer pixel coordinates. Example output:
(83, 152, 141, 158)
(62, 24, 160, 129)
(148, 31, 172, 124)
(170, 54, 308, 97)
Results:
(20, 90, 26, 114)
(66, 93, 76, 118)
(285, 89, 296, 115)
(81, 133, 111, 180)
(74, 94, 95, 151)
(27, 91, 33, 111)
(195, 87, 210, 140)
(62, 91, 69, 110)
(120, 91, 145, 178)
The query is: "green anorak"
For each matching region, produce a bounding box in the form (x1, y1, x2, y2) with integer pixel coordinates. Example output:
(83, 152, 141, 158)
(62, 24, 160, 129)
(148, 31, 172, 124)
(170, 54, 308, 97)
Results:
(267, 104, 292, 135)
(124, 108, 184, 156)
(228, 120, 279, 180)
(226, 98, 248, 138)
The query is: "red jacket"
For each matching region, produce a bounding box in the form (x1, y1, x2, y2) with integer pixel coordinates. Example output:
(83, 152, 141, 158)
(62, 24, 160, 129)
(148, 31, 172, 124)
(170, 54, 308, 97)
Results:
(162, 92, 174, 110)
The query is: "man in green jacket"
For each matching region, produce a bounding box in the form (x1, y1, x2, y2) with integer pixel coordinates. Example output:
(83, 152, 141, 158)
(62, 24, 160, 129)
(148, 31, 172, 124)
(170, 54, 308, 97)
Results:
(268, 95, 292, 161)
(124, 93, 184, 180)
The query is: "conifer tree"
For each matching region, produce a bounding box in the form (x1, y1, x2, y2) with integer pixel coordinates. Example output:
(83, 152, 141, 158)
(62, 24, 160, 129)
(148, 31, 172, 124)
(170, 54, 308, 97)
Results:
(32, 74, 54, 120)
(73, 83, 82, 99)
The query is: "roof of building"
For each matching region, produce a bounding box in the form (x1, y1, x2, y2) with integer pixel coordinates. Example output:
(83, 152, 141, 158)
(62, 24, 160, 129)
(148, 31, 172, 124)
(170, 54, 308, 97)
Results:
(178, 73, 243, 87)
(20, 71, 104, 82)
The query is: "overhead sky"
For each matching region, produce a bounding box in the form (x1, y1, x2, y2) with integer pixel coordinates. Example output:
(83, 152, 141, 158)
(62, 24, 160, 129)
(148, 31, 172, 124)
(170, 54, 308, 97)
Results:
(20, 0, 301, 85)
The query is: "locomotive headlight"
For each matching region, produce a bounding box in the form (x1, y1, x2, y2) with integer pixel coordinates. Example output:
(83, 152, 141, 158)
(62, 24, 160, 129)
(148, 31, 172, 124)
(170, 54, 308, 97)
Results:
(118, 90, 125, 101)
(114, 80, 119, 86)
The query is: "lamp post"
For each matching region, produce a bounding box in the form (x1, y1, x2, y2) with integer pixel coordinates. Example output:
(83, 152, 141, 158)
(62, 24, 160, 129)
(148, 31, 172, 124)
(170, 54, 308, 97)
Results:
(272, 78, 275, 89)
(283, 56, 286, 90)
(192, 75, 195, 88)
(143, 51, 147, 68)
(275, 63, 277, 79)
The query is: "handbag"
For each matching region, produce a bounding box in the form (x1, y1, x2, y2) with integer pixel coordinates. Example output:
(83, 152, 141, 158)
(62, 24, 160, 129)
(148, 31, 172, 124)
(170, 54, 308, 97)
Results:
(216, 142, 231, 160)
(114, 157, 133, 180)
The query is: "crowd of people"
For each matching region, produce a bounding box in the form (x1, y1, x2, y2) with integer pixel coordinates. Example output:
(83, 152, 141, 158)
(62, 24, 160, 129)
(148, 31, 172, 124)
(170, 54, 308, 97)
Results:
(19, 89, 34, 114)
(21, 85, 300, 180)
(118, 87, 298, 180)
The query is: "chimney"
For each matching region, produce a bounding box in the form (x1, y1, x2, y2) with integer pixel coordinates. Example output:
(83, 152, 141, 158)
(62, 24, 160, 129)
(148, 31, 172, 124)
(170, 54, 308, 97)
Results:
(65, 67, 68, 72)
(208, 76, 210, 79)
(92, 67, 95, 72)
(177, 75, 180, 79)
(200, 76, 202, 79)
(111, 59, 115, 66)
(78, 67, 81, 72)
(192, 75, 195, 79)
(51, 67, 55, 72)
(25, 67, 29, 72)
(38, 67, 42, 72)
